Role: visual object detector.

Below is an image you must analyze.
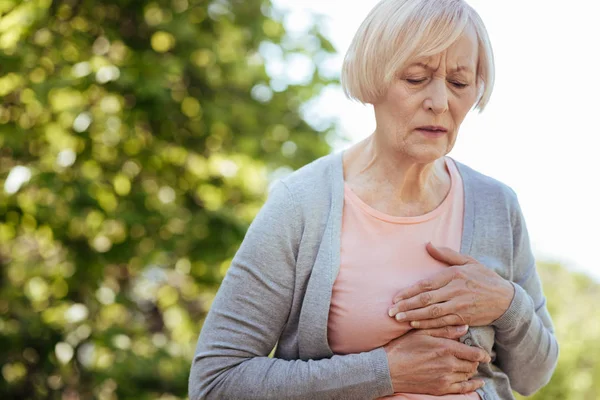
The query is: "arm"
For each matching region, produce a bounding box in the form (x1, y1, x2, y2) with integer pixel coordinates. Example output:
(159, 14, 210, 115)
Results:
(491, 193, 559, 396)
(188, 181, 392, 400)
(386, 193, 559, 396)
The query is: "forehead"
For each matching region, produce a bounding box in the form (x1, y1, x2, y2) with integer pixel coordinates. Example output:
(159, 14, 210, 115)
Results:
(410, 26, 479, 71)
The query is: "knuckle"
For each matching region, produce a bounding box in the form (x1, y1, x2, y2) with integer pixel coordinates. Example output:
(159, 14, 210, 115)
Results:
(442, 344, 453, 356)
(451, 269, 463, 280)
(420, 292, 433, 306)
(429, 305, 442, 318)
(419, 280, 434, 290)
(441, 376, 453, 386)
(460, 381, 469, 394)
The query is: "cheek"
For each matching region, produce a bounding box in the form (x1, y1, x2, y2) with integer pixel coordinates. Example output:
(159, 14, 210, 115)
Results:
(387, 84, 418, 105)
(453, 107, 470, 124)
(383, 93, 416, 123)
(452, 94, 478, 122)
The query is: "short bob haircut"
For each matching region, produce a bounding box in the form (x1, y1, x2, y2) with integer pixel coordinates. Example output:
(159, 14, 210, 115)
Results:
(341, 0, 495, 112)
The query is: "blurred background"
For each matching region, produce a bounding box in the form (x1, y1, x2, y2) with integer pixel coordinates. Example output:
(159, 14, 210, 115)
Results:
(0, 0, 598, 399)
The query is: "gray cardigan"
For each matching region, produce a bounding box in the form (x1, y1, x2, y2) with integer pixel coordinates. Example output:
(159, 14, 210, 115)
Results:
(189, 151, 559, 400)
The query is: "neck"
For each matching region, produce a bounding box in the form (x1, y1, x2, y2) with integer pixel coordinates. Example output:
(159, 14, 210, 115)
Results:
(344, 134, 450, 205)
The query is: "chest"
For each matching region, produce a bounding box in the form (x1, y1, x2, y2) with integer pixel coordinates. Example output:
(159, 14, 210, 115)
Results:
(326, 199, 463, 354)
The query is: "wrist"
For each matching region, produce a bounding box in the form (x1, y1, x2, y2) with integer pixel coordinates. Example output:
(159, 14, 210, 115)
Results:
(504, 279, 515, 305)
(499, 280, 515, 316)
(491, 280, 515, 324)
(492, 281, 523, 329)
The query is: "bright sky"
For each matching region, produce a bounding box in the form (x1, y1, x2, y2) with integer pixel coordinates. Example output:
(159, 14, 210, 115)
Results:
(271, 0, 600, 281)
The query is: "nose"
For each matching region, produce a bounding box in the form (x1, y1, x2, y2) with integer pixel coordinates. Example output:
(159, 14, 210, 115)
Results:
(423, 78, 448, 114)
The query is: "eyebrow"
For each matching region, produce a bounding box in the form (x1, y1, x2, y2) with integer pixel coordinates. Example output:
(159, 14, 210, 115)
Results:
(410, 62, 474, 74)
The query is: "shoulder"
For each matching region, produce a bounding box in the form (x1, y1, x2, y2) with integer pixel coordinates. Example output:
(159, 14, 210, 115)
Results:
(263, 152, 338, 237)
(272, 152, 338, 206)
(245, 154, 337, 248)
(453, 159, 521, 214)
(278, 152, 337, 189)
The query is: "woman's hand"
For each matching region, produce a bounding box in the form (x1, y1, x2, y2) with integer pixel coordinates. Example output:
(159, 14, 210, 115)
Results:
(388, 243, 515, 329)
(384, 326, 490, 395)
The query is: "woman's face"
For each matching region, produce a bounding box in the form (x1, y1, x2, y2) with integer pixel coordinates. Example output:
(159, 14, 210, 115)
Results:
(373, 25, 480, 163)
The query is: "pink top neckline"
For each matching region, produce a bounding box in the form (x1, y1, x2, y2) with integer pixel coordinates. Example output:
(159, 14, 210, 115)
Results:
(343, 157, 458, 224)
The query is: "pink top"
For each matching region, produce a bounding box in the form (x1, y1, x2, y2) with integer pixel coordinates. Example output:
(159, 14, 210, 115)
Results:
(327, 157, 479, 400)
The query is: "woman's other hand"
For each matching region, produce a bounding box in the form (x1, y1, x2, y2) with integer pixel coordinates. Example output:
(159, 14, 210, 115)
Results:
(383, 326, 490, 395)
(388, 243, 515, 329)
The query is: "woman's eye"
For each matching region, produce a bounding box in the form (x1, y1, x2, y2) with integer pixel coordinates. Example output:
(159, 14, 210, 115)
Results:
(406, 78, 426, 84)
(450, 81, 468, 88)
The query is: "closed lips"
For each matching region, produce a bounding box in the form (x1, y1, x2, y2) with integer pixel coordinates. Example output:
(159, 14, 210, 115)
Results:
(417, 126, 447, 132)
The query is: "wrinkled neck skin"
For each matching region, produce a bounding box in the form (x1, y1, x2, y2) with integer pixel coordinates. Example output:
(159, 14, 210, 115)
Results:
(342, 133, 450, 213)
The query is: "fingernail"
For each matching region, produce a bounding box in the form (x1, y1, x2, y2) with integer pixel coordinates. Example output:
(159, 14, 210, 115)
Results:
(388, 308, 395, 317)
(410, 321, 420, 328)
(456, 325, 468, 333)
(395, 312, 407, 321)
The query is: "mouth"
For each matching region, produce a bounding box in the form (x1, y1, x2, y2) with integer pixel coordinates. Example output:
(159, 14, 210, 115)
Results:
(416, 125, 448, 133)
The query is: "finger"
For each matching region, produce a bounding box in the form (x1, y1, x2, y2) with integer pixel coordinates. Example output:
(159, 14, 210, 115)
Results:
(413, 324, 469, 340)
(449, 341, 491, 363)
(426, 242, 473, 266)
(392, 270, 454, 303)
(444, 372, 479, 384)
(389, 287, 449, 316)
(452, 359, 479, 374)
(409, 315, 466, 329)
(393, 303, 451, 322)
(447, 379, 485, 395)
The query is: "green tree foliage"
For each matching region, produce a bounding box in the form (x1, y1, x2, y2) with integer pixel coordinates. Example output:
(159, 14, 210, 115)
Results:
(515, 263, 600, 400)
(0, 0, 335, 398)
(0, 1, 597, 400)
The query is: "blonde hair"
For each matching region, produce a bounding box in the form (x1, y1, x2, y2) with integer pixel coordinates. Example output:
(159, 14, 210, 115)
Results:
(341, 0, 495, 112)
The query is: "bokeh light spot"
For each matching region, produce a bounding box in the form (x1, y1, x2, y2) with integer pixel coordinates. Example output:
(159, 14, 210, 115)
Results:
(151, 31, 175, 53)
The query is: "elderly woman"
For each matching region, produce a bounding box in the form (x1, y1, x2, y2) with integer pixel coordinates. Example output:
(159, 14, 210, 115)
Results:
(189, 0, 558, 399)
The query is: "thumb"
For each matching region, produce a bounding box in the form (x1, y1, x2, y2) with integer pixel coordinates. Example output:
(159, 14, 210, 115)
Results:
(426, 242, 471, 266)
(415, 325, 469, 340)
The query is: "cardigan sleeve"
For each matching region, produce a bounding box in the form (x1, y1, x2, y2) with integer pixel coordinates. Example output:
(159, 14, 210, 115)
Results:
(491, 191, 559, 396)
(188, 180, 393, 400)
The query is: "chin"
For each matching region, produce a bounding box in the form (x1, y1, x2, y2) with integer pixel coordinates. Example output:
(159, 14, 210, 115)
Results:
(403, 145, 449, 164)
